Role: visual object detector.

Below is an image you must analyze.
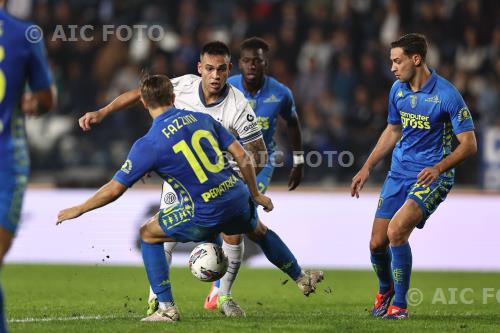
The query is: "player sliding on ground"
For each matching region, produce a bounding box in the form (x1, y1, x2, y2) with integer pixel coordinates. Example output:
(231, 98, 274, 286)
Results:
(57, 74, 323, 322)
(351, 33, 477, 319)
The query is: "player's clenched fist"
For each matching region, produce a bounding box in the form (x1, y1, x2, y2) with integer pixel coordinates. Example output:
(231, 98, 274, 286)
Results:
(254, 194, 274, 212)
(79, 110, 106, 131)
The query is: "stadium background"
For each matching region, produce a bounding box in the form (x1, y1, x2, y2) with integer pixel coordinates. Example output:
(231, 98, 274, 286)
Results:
(5, 0, 500, 268)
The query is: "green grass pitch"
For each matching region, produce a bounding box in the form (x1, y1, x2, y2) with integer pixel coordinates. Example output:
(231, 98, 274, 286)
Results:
(3, 265, 500, 332)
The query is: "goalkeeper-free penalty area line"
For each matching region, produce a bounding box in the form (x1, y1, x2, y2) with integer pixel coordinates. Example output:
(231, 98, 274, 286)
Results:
(8, 314, 143, 323)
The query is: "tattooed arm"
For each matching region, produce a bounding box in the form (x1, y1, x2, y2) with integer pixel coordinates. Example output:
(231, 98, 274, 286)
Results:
(243, 137, 268, 174)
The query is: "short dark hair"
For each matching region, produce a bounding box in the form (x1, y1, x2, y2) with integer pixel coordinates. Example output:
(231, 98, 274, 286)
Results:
(200, 41, 231, 60)
(240, 37, 270, 53)
(139, 74, 174, 108)
(390, 33, 428, 60)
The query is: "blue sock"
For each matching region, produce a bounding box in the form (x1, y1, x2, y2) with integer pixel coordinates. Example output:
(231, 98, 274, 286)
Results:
(0, 284, 7, 333)
(390, 243, 412, 309)
(141, 240, 173, 302)
(254, 229, 302, 280)
(370, 247, 393, 293)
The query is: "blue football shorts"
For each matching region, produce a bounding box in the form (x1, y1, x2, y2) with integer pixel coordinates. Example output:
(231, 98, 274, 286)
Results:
(157, 197, 258, 242)
(257, 162, 274, 194)
(0, 170, 28, 234)
(375, 172, 453, 228)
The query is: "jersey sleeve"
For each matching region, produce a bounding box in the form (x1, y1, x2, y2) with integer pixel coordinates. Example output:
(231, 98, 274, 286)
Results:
(444, 87, 475, 135)
(279, 87, 298, 122)
(113, 137, 157, 187)
(387, 82, 401, 125)
(232, 97, 263, 145)
(25, 27, 52, 91)
(213, 119, 237, 150)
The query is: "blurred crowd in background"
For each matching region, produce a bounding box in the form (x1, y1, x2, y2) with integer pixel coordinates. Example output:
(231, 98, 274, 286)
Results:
(8, 0, 500, 187)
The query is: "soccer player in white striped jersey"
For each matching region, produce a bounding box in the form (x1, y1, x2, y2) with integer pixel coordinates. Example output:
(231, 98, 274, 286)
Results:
(78, 41, 267, 317)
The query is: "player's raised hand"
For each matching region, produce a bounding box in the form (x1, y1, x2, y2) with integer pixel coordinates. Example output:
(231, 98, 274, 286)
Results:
(288, 164, 304, 191)
(351, 167, 370, 198)
(254, 194, 274, 212)
(56, 206, 83, 225)
(417, 166, 440, 187)
(78, 110, 106, 131)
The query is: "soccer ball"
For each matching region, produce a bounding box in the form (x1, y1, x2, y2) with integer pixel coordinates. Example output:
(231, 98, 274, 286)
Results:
(188, 243, 228, 282)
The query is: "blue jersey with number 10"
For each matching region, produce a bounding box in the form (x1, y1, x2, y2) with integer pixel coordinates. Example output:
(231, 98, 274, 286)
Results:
(113, 108, 249, 224)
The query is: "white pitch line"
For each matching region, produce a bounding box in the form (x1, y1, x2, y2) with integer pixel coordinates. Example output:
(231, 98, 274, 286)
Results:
(8, 314, 142, 323)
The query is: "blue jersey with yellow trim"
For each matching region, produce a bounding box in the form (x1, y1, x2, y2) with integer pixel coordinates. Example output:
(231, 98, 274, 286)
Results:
(113, 108, 249, 224)
(228, 75, 297, 155)
(0, 10, 52, 173)
(387, 70, 475, 179)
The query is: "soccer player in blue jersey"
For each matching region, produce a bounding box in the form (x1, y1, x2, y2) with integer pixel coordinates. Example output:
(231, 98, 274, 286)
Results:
(203, 36, 305, 310)
(0, 2, 56, 332)
(351, 33, 477, 319)
(57, 74, 323, 322)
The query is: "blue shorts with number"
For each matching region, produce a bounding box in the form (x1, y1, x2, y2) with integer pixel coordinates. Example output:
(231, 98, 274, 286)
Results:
(158, 196, 258, 242)
(257, 162, 274, 194)
(0, 170, 28, 234)
(375, 172, 453, 229)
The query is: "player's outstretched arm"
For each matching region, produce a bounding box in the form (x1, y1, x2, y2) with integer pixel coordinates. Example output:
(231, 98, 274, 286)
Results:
(351, 124, 402, 198)
(284, 115, 304, 191)
(56, 180, 127, 224)
(243, 137, 268, 174)
(417, 130, 477, 186)
(78, 89, 141, 131)
(228, 140, 273, 212)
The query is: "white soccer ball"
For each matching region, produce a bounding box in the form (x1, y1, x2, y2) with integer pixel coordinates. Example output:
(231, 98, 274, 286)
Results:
(188, 243, 228, 282)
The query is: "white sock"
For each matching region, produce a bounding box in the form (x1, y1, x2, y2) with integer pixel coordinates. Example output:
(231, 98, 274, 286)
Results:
(219, 240, 244, 296)
(159, 301, 175, 310)
(148, 242, 178, 302)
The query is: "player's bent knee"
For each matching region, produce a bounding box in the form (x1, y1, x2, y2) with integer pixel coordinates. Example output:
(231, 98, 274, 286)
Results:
(369, 238, 389, 253)
(247, 220, 268, 241)
(387, 225, 407, 246)
(222, 233, 242, 245)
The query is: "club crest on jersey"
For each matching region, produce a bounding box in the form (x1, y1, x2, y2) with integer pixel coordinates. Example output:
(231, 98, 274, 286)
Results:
(410, 95, 418, 108)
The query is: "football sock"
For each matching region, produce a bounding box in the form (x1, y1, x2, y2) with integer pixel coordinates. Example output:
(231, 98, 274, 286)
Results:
(158, 301, 175, 310)
(390, 242, 412, 309)
(163, 242, 177, 266)
(141, 240, 173, 303)
(370, 247, 393, 293)
(211, 235, 223, 289)
(254, 229, 302, 280)
(219, 240, 244, 296)
(0, 284, 6, 333)
(149, 242, 177, 301)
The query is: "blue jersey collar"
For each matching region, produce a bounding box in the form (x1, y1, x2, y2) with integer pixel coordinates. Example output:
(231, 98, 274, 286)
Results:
(198, 82, 229, 107)
(239, 75, 267, 98)
(153, 107, 177, 124)
(403, 69, 437, 93)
